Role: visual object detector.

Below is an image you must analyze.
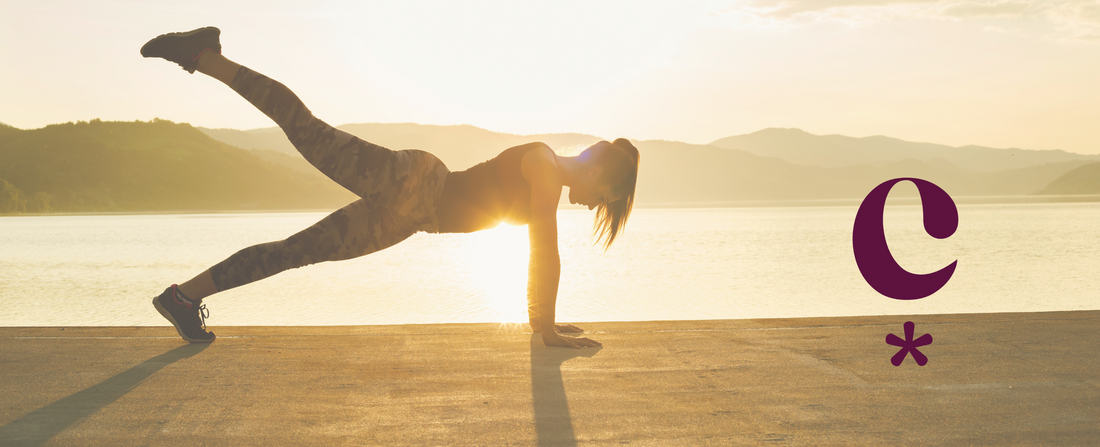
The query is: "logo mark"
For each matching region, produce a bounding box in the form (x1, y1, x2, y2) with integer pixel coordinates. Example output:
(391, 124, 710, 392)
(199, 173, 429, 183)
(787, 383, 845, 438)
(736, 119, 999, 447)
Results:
(853, 178, 957, 366)
(853, 177, 958, 300)
(886, 322, 933, 366)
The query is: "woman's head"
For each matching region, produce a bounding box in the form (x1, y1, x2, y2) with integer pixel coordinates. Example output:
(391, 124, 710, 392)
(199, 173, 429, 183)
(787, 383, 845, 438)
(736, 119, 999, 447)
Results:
(574, 138, 640, 250)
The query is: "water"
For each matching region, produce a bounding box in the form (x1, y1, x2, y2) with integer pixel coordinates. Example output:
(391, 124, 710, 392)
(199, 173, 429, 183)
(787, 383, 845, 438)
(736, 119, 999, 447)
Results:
(1, 203, 1097, 326)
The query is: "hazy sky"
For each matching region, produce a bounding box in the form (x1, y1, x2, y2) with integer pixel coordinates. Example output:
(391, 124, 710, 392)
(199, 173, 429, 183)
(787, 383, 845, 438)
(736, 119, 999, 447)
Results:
(3, 1, 1099, 153)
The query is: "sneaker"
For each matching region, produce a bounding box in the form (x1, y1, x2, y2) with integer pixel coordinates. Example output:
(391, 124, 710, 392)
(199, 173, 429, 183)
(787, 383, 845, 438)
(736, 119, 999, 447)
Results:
(153, 284, 216, 343)
(140, 26, 221, 73)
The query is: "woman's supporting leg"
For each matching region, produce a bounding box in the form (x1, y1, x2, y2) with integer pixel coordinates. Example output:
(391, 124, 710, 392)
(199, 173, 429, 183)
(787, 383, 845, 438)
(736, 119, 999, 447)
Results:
(180, 199, 417, 300)
(177, 271, 217, 303)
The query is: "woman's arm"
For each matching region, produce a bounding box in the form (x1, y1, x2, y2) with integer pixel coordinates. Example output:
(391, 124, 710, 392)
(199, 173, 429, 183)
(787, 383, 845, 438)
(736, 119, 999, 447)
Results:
(527, 246, 583, 334)
(523, 145, 601, 348)
(527, 246, 539, 330)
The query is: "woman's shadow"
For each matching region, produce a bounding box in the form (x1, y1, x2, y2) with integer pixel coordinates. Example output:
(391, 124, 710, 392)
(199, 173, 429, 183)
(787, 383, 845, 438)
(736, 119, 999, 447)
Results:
(530, 334, 601, 447)
(0, 343, 209, 447)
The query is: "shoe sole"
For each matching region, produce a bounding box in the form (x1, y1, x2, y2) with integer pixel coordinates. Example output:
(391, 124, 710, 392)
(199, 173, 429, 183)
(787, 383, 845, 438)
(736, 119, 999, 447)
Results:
(153, 296, 215, 343)
(140, 26, 220, 58)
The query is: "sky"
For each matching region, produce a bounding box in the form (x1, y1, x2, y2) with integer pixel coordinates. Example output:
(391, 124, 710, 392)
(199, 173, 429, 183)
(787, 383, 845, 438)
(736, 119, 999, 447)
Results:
(2, 0, 1099, 154)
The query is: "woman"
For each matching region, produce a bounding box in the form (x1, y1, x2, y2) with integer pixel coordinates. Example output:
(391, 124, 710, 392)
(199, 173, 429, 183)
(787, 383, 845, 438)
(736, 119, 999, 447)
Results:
(142, 27, 639, 349)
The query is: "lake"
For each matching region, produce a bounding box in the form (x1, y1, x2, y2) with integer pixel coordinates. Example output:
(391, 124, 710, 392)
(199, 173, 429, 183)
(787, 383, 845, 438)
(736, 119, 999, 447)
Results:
(1, 202, 1097, 326)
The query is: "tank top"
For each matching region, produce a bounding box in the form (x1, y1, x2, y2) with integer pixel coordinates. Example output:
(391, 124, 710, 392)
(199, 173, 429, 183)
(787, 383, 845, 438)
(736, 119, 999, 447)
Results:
(434, 143, 540, 233)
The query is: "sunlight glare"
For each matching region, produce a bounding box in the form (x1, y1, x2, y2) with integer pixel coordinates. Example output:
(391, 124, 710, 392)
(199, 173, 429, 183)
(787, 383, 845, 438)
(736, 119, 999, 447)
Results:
(464, 223, 530, 323)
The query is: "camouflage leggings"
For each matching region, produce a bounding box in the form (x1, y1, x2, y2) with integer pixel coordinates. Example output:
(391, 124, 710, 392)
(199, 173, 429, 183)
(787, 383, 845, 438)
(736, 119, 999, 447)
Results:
(207, 66, 449, 292)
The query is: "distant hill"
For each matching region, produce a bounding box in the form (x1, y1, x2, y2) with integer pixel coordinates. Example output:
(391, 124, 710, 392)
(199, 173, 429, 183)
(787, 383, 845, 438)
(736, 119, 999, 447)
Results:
(202, 123, 1094, 204)
(1036, 162, 1100, 195)
(5, 120, 1093, 214)
(631, 140, 1091, 204)
(194, 126, 293, 156)
(0, 119, 356, 213)
(0, 122, 21, 138)
(710, 128, 1100, 172)
(199, 124, 602, 171)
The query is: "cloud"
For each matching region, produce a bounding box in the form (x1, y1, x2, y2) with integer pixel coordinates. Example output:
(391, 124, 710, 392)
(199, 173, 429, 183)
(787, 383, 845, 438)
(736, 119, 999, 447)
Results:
(982, 24, 1013, 33)
(1045, 1, 1100, 23)
(744, 0, 940, 19)
(1040, 1, 1100, 43)
(1068, 32, 1100, 42)
(733, 0, 1096, 22)
(717, 0, 1100, 43)
(941, 1, 1030, 18)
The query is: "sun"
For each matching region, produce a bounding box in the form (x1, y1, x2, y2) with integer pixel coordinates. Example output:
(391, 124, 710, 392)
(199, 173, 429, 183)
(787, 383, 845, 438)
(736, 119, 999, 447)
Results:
(464, 223, 530, 323)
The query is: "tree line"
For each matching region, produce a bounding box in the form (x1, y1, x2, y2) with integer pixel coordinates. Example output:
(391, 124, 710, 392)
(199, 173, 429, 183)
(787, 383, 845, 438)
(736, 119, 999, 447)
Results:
(0, 179, 52, 213)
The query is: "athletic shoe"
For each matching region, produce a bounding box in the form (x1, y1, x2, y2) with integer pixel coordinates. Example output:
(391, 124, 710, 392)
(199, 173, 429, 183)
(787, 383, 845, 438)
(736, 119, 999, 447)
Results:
(140, 26, 221, 73)
(153, 284, 216, 343)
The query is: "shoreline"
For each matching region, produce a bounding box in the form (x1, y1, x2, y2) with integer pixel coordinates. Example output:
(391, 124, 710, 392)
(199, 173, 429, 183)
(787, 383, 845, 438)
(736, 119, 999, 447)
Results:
(4, 193, 1100, 217)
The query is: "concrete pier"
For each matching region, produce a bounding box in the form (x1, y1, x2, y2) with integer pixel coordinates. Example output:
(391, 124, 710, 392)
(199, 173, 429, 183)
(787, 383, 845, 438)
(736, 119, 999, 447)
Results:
(1, 311, 1097, 445)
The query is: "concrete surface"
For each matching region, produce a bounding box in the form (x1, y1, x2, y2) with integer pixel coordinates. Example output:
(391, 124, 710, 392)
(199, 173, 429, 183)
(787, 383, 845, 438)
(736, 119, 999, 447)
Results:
(1, 311, 1097, 446)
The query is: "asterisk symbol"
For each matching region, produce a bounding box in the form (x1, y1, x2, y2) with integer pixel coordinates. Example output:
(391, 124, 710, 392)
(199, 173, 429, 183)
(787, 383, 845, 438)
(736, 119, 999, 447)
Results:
(886, 321, 933, 366)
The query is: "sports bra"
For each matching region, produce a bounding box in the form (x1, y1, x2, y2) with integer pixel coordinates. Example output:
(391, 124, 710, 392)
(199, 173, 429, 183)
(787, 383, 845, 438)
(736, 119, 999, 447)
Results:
(433, 143, 541, 233)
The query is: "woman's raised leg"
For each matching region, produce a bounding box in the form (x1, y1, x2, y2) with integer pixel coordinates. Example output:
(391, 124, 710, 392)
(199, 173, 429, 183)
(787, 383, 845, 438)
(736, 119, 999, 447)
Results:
(148, 28, 409, 207)
(207, 57, 411, 208)
(195, 51, 241, 86)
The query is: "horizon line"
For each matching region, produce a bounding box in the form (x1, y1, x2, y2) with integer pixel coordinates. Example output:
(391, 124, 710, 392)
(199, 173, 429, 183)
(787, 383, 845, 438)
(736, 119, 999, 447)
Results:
(4, 118, 1096, 156)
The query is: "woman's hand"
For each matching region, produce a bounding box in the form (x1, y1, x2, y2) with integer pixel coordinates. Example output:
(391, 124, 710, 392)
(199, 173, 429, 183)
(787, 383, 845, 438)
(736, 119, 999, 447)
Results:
(531, 323, 585, 334)
(542, 332, 602, 349)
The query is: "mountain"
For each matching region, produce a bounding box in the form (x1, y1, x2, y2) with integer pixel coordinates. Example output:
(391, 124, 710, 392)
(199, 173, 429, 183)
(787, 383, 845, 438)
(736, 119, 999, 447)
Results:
(631, 140, 832, 203)
(0, 122, 21, 138)
(201, 123, 1093, 204)
(1036, 162, 1100, 195)
(710, 128, 1100, 172)
(194, 126, 294, 155)
(0, 119, 356, 213)
(199, 124, 602, 171)
(5, 119, 1092, 215)
(631, 140, 1090, 204)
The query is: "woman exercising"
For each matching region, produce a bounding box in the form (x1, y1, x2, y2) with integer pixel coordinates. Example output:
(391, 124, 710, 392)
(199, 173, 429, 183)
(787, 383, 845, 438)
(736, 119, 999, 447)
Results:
(142, 27, 639, 349)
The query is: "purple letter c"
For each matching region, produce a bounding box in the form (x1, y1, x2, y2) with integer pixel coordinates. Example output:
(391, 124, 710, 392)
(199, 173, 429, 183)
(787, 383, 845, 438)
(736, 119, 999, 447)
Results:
(853, 178, 958, 300)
